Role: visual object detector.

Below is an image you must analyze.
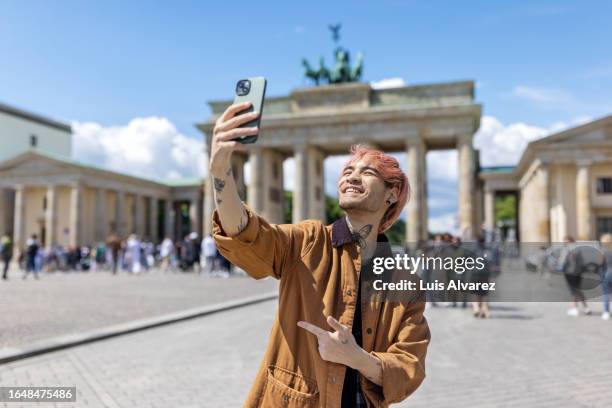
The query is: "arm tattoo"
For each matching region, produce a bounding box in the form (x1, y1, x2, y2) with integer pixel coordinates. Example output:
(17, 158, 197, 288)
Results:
(213, 177, 226, 194)
(351, 224, 373, 248)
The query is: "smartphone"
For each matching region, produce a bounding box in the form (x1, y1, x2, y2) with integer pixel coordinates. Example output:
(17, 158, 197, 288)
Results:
(233, 76, 267, 144)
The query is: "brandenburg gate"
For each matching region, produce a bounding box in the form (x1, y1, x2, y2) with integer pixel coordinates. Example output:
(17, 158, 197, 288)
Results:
(198, 81, 481, 242)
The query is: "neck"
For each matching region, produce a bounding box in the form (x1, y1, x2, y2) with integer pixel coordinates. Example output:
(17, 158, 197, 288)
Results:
(345, 211, 381, 260)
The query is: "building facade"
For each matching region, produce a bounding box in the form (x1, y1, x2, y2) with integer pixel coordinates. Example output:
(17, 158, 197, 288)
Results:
(199, 81, 483, 243)
(479, 115, 612, 242)
(0, 103, 203, 255)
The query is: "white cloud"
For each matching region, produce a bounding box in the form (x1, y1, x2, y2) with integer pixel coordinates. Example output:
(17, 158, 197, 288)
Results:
(474, 116, 548, 166)
(427, 151, 458, 181)
(370, 77, 406, 90)
(511, 86, 572, 104)
(474, 115, 593, 167)
(72, 117, 205, 181)
(428, 213, 458, 234)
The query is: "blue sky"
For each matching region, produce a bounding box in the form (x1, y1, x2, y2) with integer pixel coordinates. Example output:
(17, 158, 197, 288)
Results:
(1, 0, 611, 232)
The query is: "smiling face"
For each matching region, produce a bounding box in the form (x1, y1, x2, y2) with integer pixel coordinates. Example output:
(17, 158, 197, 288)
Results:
(337, 157, 396, 215)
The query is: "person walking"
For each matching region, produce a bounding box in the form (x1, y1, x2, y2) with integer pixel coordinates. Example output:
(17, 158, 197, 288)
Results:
(560, 236, 591, 316)
(599, 233, 612, 320)
(23, 234, 40, 280)
(159, 236, 174, 272)
(126, 234, 142, 274)
(202, 234, 218, 275)
(106, 232, 122, 275)
(471, 237, 496, 318)
(1, 234, 12, 280)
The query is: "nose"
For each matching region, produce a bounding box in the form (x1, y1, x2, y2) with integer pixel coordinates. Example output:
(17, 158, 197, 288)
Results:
(346, 172, 361, 184)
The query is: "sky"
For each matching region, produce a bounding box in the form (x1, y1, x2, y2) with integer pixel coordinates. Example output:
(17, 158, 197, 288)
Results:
(1, 0, 611, 232)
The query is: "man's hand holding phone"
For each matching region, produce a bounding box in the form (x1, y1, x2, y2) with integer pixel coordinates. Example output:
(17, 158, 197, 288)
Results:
(209, 101, 259, 175)
(208, 102, 259, 237)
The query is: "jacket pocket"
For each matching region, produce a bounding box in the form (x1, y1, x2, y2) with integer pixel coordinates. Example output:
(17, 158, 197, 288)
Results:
(258, 365, 319, 407)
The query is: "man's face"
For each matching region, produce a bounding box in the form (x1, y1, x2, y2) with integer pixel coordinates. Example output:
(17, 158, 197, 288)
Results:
(337, 157, 389, 213)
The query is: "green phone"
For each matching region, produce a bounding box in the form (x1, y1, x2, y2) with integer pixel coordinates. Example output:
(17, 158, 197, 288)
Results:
(233, 76, 267, 144)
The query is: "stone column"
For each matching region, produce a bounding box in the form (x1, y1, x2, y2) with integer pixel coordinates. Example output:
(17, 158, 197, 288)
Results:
(13, 185, 26, 256)
(483, 188, 495, 233)
(247, 147, 265, 214)
(115, 191, 126, 238)
(457, 134, 476, 240)
(406, 139, 426, 244)
(0, 189, 8, 236)
(189, 192, 201, 235)
(44, 185, 58, 248)
(94, 188, 107, 242)
(576, 162, 593, 240)
(537, 166, 550, 242)
(133, 194, 145, 237)
(69, 183, 83, 247)
(164, 199, 175, 240)
(293, 145, 325, 223)
(203, 178, 214, 237)
(149, 197, 159, 242)
(293, 144, 308, 222)
(419, 141, 428, 239)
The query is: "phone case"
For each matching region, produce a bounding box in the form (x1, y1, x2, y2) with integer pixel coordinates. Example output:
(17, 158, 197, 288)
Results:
(233, 76, 267, 144)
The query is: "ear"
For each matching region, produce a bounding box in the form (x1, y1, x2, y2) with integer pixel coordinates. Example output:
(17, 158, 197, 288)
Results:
(386, 186, 399, 204)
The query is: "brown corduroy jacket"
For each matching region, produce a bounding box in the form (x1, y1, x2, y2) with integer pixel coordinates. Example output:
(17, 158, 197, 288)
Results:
(212, 205, 430, 408)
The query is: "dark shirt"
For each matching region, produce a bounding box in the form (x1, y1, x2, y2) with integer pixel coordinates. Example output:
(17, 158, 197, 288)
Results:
(335, 217, 392, 408)
(341, 259, 366, 407)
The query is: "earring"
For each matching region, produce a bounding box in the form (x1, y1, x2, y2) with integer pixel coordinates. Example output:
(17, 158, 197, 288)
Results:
(386, 200, 391, 205)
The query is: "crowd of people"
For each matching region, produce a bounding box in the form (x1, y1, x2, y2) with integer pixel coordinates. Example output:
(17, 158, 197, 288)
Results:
(413, 234, 501, 319)
(0, 231, 233, 280)
(1, 228, 610, 321)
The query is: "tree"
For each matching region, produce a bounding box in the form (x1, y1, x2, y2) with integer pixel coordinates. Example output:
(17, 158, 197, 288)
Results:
(495, 194, 517, 224)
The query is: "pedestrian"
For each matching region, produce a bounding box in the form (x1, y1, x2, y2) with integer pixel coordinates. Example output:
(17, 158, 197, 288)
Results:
(202, 234, 217, 274)
(559, 236, 591, 316)
(23, 234, 40, 280)
(445, 236, 468, 308)
(126, 234, 142, 274)
(423, 235, 446, 307)
(471, 237, 496, 318)
(159, 236, 174, 272)
(1, 234, 12, 280)
(106, 232, 122, 275)
(190, 232, 202, 274)
(599, 233, 612, 320)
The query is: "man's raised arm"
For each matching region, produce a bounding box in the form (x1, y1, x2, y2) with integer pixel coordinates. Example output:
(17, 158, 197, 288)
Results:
(208, 101, 260, 236)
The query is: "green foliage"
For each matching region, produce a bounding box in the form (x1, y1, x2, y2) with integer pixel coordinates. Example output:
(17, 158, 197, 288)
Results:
(284, 191, 293, 224)
(326, 195, 344, 224)
(386, 219, 406, 245)
(495, 194, 517, 223)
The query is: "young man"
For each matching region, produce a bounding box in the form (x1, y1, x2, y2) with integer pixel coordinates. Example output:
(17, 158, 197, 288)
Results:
(210, 101, 430, 407)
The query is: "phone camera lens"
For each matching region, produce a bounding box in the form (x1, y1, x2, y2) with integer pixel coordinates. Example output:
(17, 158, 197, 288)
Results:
(236, 80, 251, 96)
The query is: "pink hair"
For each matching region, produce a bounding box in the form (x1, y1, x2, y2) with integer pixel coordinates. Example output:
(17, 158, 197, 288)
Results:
(344, 144, 410, 233)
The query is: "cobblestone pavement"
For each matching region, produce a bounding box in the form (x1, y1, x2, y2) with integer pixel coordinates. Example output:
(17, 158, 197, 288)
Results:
(0, 269, 277, 349)
(1, 297, 611, 408)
